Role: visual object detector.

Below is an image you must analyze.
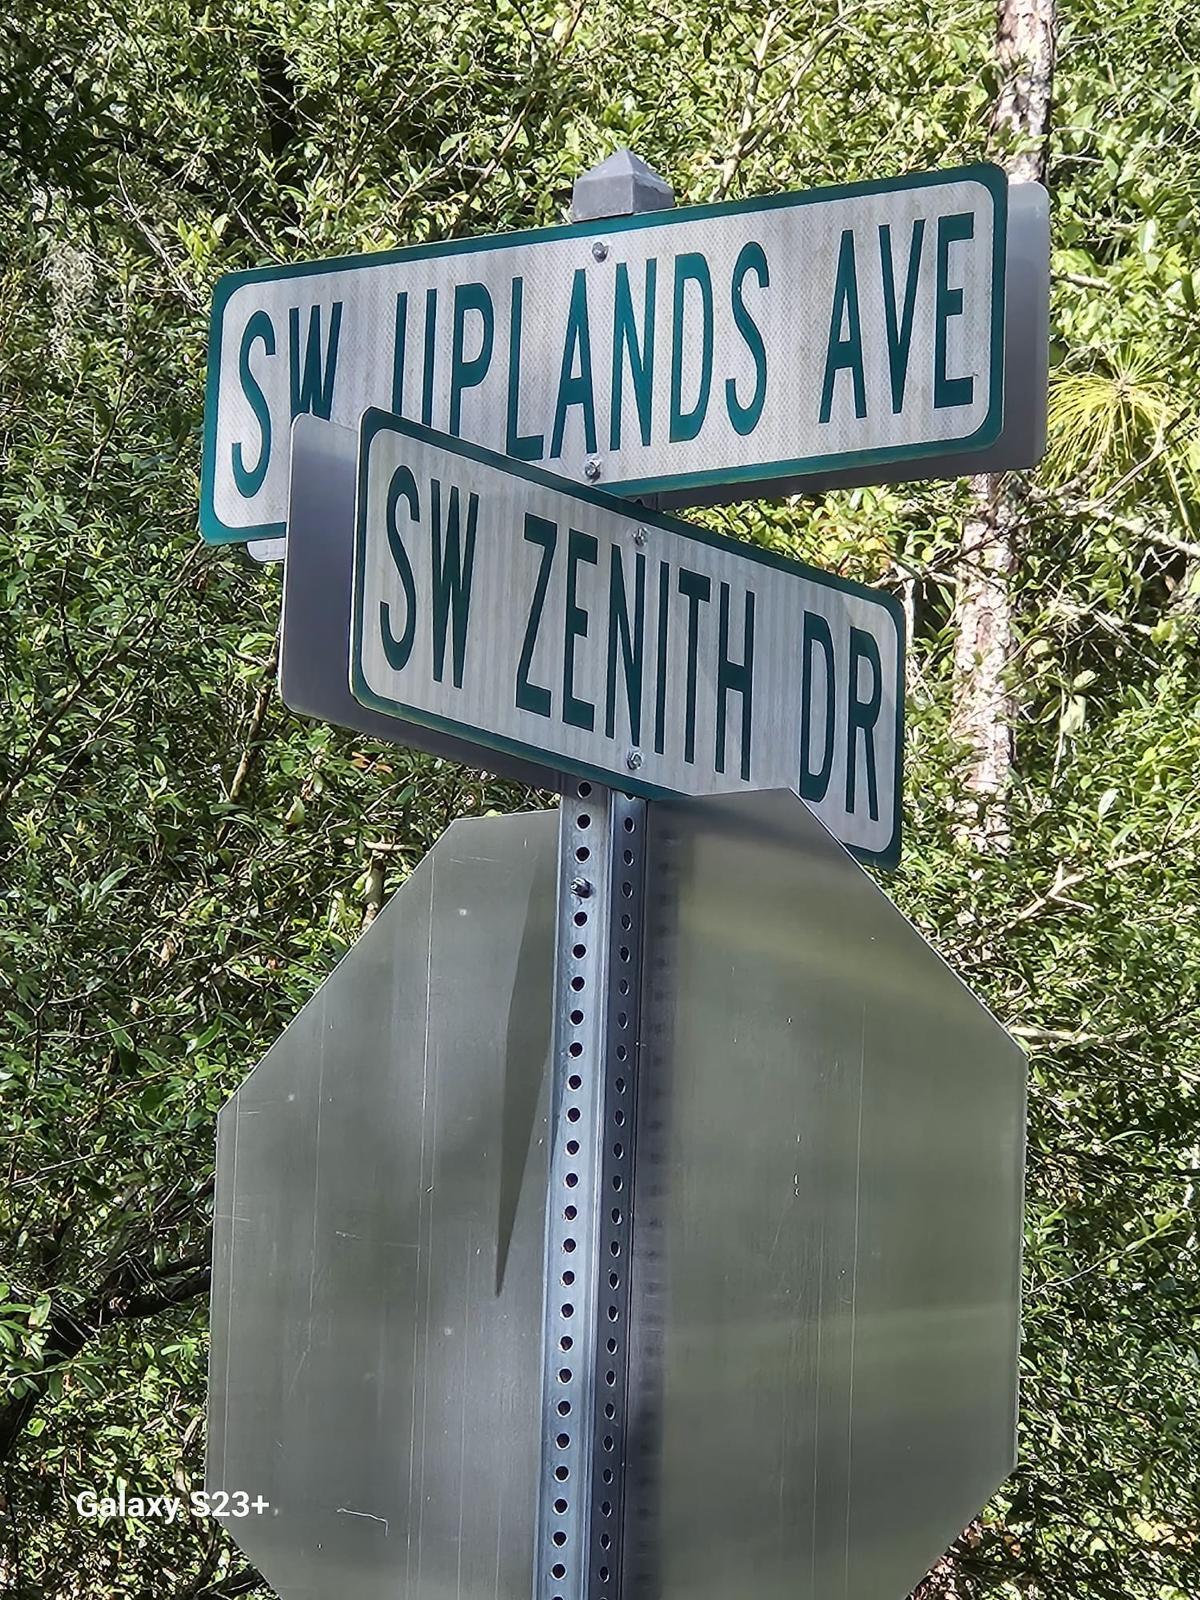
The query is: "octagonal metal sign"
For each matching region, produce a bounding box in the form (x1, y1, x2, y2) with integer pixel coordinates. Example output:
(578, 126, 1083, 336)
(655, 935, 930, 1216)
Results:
(207, 809, 558, 1600)
(207, 788, 1024, 1600)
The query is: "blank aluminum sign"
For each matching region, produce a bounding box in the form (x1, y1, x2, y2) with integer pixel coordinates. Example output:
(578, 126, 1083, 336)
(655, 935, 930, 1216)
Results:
(201, 165, 1006, 544)
(350, 412, 905, 865)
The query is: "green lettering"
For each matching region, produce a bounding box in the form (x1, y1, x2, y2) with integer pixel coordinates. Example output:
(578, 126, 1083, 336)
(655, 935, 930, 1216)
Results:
(391, 292, 409, 415)
(653, 560, 670, 756)
(232, 310, 274, 499)
(381, 465, 419, 671)
(670, 254, 713, 442)
(818, 230, 866, 425)
(879, 219, 924, 414)
(421, 286, 438, 426)
(799, 612, 835, 803)
(606, 545, 646, 743)
(846, 626, 883, 821)
(716, 583, 754, 781)
(288, 302, 342, 420)
(934, 211, 975, 409)
(429, 478, 478, 688)
(677, 567, 711, 764)
(563, 528, 598, 731)
(516, 514, 556, 718)
(725, 242, 769, 436)
(610, 260, 656, 450)
(449, 282, 494, 436)
(550, 270, 597, 459)
(507, 278, 545, 460)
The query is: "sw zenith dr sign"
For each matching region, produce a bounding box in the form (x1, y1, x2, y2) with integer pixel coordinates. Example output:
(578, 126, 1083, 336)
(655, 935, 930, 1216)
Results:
(203, 165, 1006, 544)
(351, 412, 905, 864)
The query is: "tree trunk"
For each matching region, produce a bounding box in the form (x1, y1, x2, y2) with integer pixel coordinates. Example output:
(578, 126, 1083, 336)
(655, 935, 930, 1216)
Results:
(910, 8, 1058, 1599)
(950, 0, 1057, 850)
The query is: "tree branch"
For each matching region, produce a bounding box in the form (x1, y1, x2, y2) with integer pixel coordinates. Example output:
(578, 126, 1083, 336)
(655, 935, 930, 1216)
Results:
(0, 1255, 211, 1466)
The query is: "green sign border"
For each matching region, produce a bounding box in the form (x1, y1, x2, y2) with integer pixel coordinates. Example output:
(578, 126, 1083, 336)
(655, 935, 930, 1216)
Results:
(349, 408, 906, 868)
(201, 163, 1007, 547)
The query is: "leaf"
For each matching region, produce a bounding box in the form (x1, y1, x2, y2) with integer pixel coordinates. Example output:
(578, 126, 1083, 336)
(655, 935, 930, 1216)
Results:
(1060, 695, 1088, 737)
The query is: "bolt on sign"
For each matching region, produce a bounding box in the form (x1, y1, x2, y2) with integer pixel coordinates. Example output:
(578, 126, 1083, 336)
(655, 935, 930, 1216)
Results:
(350, 412, 904, 865)
(200, 165, 1006, 544)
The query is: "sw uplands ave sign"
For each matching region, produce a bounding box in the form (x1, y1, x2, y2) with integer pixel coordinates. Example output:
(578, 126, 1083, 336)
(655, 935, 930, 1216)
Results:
(350, 412, 905, 864)
(202, 165, 1006, 545)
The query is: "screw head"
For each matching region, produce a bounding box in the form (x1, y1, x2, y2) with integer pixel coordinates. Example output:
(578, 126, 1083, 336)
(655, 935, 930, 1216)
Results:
(584, 458, 601, 481)
(591, 239, 609, 261)
(633, 525, 647, 546)
(571, 877, 593, 899)
(626, 749, 644, 771)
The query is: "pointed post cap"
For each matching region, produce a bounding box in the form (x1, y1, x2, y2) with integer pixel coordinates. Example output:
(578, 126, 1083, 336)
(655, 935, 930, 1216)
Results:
(571, 149, 675, 222)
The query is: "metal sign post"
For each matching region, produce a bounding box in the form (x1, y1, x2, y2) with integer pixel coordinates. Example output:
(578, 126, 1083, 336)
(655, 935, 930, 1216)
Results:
(538, 780, 645, 1600)
(533, 169, 667, 1600)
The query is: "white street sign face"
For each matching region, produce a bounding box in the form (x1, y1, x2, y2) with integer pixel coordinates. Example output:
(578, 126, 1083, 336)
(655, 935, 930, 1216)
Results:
(351, 412, 905, 864)
(203, 166, 1006, 545)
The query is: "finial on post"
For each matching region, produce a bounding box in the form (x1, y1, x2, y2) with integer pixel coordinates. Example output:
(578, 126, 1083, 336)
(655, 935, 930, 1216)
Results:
(571, 149, 675, 222)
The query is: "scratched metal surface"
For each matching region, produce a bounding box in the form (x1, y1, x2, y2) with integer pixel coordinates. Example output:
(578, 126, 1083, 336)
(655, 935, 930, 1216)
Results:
(624, 788, 1025, 1600)
(207, 809, 557, 1600)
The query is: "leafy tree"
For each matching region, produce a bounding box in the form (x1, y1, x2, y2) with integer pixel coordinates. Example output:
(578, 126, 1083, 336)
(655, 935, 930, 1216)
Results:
(2, 0, 1198, 1596)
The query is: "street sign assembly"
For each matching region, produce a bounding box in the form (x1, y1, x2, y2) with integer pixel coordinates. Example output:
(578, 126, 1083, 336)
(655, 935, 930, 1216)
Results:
(350, 410, 905, 864)
(205, 149, 1033, 1600)
(200, 164, 1007, 543)
(208, 788, 1025, 1600)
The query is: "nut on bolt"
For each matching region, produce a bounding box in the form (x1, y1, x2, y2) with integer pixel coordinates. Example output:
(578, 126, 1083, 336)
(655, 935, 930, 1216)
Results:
(584, 458, 601, 481)
(633, 525, 647, 546)
(591, 240, 609, 261)
(571, 877, 593, 899)
(626, 749, 644, 772)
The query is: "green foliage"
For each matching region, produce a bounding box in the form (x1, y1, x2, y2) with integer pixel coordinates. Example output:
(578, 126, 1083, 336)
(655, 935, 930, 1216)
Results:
(1, 0, 1199, 1595)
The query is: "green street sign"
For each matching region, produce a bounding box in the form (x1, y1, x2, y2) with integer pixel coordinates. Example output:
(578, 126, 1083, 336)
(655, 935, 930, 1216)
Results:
(201, 165, 1006, 545)
(349, 411, 905, 865)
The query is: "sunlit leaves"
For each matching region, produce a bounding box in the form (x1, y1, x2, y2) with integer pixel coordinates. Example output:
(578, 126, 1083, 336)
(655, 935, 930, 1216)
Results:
(3, 0, 1200, 1596)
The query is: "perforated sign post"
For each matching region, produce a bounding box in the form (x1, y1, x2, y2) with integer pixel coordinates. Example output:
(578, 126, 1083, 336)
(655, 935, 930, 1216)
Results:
(206, 152, 1032, 1600)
